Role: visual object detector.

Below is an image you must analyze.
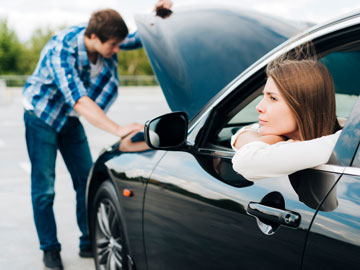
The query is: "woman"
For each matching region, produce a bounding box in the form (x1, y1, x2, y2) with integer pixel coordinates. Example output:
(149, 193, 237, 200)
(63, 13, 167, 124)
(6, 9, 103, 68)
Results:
(231, 58, 342, 181)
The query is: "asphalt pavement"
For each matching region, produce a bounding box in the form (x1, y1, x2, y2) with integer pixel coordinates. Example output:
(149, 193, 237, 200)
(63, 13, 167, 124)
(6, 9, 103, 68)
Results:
(0, 86, 169, 269)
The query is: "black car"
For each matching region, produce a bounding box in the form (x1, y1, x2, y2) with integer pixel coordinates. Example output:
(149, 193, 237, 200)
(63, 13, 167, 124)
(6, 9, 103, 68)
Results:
(86, 6, 360, 270)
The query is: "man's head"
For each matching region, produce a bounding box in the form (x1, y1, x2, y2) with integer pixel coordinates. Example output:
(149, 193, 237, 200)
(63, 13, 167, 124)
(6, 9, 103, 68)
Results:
(84, 9, 128, 58)
(85, 9, 128, 43)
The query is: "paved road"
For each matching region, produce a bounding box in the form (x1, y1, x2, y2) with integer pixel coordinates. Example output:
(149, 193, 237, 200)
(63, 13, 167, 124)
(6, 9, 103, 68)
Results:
(0, 86, 170, 269)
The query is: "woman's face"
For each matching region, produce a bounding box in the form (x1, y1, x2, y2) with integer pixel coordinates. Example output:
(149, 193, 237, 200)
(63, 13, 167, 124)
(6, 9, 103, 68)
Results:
(256, 77, 299, 139)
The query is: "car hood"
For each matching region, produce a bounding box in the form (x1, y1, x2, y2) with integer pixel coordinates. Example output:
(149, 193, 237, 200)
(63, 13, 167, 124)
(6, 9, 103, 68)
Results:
(135, 6, 305, 120)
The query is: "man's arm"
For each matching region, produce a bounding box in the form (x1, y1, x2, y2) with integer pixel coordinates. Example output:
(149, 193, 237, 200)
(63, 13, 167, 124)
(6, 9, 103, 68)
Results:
(119, 31, 142, 51)
(119, 0, 173, 51)
(50, 41, 88, 108)
(74, 96, 143, 138)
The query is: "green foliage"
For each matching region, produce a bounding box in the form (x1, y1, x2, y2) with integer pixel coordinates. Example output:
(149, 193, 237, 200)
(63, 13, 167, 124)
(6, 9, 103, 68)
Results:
(0, 19, 154, 77)
(0, 19, 55, 75)
(118, 48, 154, 75)
(18, 27, 55, 74)
(0, 19, 22, 74)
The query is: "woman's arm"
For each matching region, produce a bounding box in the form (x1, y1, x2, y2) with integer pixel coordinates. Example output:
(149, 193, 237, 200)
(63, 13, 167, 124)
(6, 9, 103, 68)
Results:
(232, 131, 341, 181)
(231, 123, 285, 150)
(233, 131, 285, 149)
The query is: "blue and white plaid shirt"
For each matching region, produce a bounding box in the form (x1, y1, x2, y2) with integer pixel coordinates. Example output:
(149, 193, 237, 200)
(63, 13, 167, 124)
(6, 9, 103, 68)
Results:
(23, 23, 142, 132)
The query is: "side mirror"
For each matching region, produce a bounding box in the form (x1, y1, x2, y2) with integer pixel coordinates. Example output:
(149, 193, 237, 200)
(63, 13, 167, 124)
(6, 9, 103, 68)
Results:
(144, 112, 188, 150)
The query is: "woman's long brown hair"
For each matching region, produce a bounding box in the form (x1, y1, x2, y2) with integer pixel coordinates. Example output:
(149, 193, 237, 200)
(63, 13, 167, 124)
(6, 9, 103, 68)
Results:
(266, 47, 341, 140)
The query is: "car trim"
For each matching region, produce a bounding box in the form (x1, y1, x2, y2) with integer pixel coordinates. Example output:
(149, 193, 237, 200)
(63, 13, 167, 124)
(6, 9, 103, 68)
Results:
(344, 167, 360, 176)
(188, 16, 360, 133)
(197, 148, 234, 159)
(303, 165, 360, 176)
(313, 164, 346, 174)
(197, 147, 360, 177)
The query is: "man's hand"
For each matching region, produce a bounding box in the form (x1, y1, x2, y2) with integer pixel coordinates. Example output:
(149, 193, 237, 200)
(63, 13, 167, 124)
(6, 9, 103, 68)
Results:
(155, 0, 173, 11)
(119, 131, 150, 152)
(116, 123, 144, 139)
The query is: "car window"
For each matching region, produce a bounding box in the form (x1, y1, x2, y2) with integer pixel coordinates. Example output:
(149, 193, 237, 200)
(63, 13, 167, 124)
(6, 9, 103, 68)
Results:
(215, 49, 360, 149)
(353, 146, 360, 168)
(320, 51, 360, 122)
(227, 92, 357, 128)
(228, 95, 262, 125)
(335, 93, 358, 124)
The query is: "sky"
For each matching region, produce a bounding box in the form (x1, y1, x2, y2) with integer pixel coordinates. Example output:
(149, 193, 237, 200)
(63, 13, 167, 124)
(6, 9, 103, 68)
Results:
(1, 0, 360, 42)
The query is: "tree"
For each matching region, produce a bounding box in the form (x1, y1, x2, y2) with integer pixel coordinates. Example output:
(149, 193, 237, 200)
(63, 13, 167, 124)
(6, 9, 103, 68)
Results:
(0, 19, 155, 79)
(18, 27, 55, 74)
(117, 48, 154, 75)
(0, 18, 22, 74)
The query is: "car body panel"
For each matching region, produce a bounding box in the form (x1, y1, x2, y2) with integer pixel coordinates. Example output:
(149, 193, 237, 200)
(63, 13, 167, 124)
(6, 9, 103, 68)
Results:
(104, 150, 166, 269)
(331, 96, 360, 166)
(353, 145, 360, 167)
(303, 173, 360, 270)
(86, 7, 360, 270)
(301, 103, 360, 270)
(143, 151, 342, 269)
(136, 6, 303, 120)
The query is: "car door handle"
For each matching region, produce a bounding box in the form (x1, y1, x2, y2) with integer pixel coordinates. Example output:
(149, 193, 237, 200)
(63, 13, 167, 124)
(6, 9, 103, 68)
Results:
(247, 202, 301, 228)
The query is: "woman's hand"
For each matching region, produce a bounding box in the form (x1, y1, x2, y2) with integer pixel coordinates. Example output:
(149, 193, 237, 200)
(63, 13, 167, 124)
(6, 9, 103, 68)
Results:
(233, 130, 261, 149)
(233, 131, 285, 150)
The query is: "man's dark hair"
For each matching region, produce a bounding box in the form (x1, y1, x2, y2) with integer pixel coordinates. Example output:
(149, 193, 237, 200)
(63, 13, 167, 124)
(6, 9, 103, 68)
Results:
(85, 9, 128, 43)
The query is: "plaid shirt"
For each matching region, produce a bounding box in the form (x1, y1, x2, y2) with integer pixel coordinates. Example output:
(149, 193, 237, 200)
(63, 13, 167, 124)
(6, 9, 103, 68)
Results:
(23, 23, 142, 132)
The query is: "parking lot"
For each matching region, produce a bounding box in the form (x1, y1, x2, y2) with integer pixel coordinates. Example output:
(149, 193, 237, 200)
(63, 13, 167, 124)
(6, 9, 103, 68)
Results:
(0, 86, 169, 269)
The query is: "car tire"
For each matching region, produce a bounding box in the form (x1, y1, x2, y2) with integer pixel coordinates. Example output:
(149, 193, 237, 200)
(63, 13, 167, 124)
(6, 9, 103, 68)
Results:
(90, 180, 130, 270)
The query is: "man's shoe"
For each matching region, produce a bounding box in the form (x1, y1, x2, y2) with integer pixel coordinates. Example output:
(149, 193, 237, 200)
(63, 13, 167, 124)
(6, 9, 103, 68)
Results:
(79, 246, 93, 258)
(43, 250, 63, 270)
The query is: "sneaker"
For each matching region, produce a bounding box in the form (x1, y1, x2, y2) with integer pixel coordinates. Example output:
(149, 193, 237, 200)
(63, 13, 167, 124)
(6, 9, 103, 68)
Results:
(79, 246, 93, 258)
(43, 250, 63, 270)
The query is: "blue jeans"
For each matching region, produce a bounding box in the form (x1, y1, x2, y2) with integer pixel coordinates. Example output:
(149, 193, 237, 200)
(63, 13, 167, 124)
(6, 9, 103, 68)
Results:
(24, 110, 92, 251)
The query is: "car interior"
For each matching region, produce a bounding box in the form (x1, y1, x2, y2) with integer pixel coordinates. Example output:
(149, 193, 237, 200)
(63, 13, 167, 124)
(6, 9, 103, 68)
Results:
(188, 31, 360, 187)
(212, 44, 360, 150)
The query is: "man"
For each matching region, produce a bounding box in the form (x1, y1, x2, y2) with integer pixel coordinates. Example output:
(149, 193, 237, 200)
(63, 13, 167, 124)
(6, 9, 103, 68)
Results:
(23, 1, 172, 269)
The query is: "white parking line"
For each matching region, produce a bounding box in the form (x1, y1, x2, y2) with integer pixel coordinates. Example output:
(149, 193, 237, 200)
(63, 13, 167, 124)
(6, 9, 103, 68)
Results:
(19, 161, 31, 174)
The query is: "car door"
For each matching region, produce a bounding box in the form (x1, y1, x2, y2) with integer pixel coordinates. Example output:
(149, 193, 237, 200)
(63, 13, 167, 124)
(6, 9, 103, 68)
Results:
(302, 99, 360, 270)
(143, 148, 343, 270)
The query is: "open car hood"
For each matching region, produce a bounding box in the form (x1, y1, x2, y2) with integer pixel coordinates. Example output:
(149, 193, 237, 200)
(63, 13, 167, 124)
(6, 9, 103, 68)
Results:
(135, 6, 305, 120)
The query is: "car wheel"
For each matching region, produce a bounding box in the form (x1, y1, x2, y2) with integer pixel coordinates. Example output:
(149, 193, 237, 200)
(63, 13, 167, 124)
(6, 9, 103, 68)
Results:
(91, 180, 129, 270)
